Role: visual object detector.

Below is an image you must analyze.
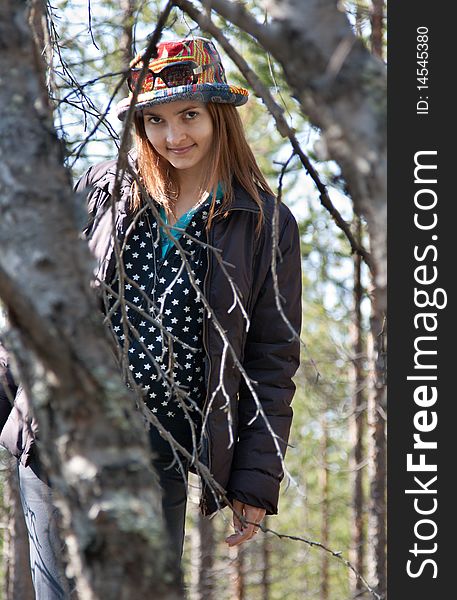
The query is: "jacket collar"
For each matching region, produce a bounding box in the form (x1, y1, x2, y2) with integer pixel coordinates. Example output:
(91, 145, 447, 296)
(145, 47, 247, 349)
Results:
(230, 179, 262, 212)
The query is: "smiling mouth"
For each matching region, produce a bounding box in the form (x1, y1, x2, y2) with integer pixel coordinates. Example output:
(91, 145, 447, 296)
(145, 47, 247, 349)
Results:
(168, 144, 195, 154)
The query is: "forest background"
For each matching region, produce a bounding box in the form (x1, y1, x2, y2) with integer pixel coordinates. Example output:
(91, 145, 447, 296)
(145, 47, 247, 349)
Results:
(0, 1, 386, 599)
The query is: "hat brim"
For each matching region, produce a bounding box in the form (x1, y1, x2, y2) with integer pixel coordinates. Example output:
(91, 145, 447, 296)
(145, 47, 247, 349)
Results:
(116, 83, 249, 121)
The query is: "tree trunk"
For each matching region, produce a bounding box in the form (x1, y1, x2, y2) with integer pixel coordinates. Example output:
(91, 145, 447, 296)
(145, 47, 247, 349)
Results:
(319, 413, 330, 600)
(0, 2, 182, 598)
(367, 309, 387, 598)
(120, 0, 136, 68)
(198, 513, 215, 600)
(233, 545, 246, 600)
(27, 0, 55, 103)
(260, 516, 271, 600)
(300, 481, 309, 598)
(2, 458, 35, 600)
(349, 217, 367, 597)
(371, 0, 384, 59)
(120, 0, 135, 149)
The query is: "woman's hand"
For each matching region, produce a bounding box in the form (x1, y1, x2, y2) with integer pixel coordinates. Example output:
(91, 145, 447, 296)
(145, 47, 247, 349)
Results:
(225, 499, 266, 547)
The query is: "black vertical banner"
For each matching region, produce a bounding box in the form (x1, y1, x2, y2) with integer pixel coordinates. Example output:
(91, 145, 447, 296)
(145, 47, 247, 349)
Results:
(389, 3, 454, 598)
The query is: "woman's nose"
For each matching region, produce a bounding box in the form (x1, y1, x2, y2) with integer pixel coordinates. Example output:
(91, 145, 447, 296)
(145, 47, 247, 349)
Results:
(166, 123, 187, 146)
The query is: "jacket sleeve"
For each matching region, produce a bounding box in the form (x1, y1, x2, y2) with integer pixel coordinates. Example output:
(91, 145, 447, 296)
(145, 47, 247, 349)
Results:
(73, 158, 118, 230)
(0, 341, 16, 432)
(226, 210, 302, 515)
(73, 164, 103, 233)
(74, 165, 95, 195)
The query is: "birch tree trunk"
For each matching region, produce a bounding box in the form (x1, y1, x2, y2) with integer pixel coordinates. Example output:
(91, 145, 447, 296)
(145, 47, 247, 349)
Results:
(0, 2, 182, 598)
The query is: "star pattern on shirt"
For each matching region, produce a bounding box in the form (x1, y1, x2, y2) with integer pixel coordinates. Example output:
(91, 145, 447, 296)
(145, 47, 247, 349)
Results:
(107, 195, 215, 431)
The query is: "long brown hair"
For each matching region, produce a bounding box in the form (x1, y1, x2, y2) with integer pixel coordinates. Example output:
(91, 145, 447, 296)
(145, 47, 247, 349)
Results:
(132, 103, 274, 237)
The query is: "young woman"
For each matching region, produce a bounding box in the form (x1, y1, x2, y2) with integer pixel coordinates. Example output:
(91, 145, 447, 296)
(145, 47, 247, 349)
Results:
(0, 36, 302, 599)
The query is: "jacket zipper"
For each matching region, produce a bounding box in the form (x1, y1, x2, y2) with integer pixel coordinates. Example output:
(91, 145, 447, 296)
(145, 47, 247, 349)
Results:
(201, 223, 213, 512)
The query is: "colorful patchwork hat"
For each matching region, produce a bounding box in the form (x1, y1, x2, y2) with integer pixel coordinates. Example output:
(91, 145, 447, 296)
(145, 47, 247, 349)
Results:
(116, 37, 249, 121)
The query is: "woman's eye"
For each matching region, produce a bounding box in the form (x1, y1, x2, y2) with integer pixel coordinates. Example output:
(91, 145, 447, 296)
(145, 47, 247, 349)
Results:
(185, 111, 198, 119)
(146, 116, 162, 124)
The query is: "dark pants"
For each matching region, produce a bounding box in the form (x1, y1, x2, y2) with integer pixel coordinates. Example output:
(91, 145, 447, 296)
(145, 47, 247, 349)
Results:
(18, 427, 190, 600)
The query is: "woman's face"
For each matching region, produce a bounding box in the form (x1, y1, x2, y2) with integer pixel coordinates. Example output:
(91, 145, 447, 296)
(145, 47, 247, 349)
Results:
(143, 100, 214, 180)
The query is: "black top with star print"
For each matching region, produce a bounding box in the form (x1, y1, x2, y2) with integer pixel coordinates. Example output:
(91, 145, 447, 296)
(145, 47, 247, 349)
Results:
(106, 195, 218, 446)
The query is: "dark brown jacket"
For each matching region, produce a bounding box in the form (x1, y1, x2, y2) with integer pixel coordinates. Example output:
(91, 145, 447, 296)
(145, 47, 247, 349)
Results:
(0, 156, 302, 516)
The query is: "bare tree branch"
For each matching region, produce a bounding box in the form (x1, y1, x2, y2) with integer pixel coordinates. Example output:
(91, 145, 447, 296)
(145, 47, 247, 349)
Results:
(172, 0, 374, 272)
(199, 0, 386, 311)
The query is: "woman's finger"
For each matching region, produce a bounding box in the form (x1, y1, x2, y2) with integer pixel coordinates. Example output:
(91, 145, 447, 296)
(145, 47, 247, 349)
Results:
(231, 499, 244, 533)
(225, 523, 255, 546)
(225, 502, 266, 546)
